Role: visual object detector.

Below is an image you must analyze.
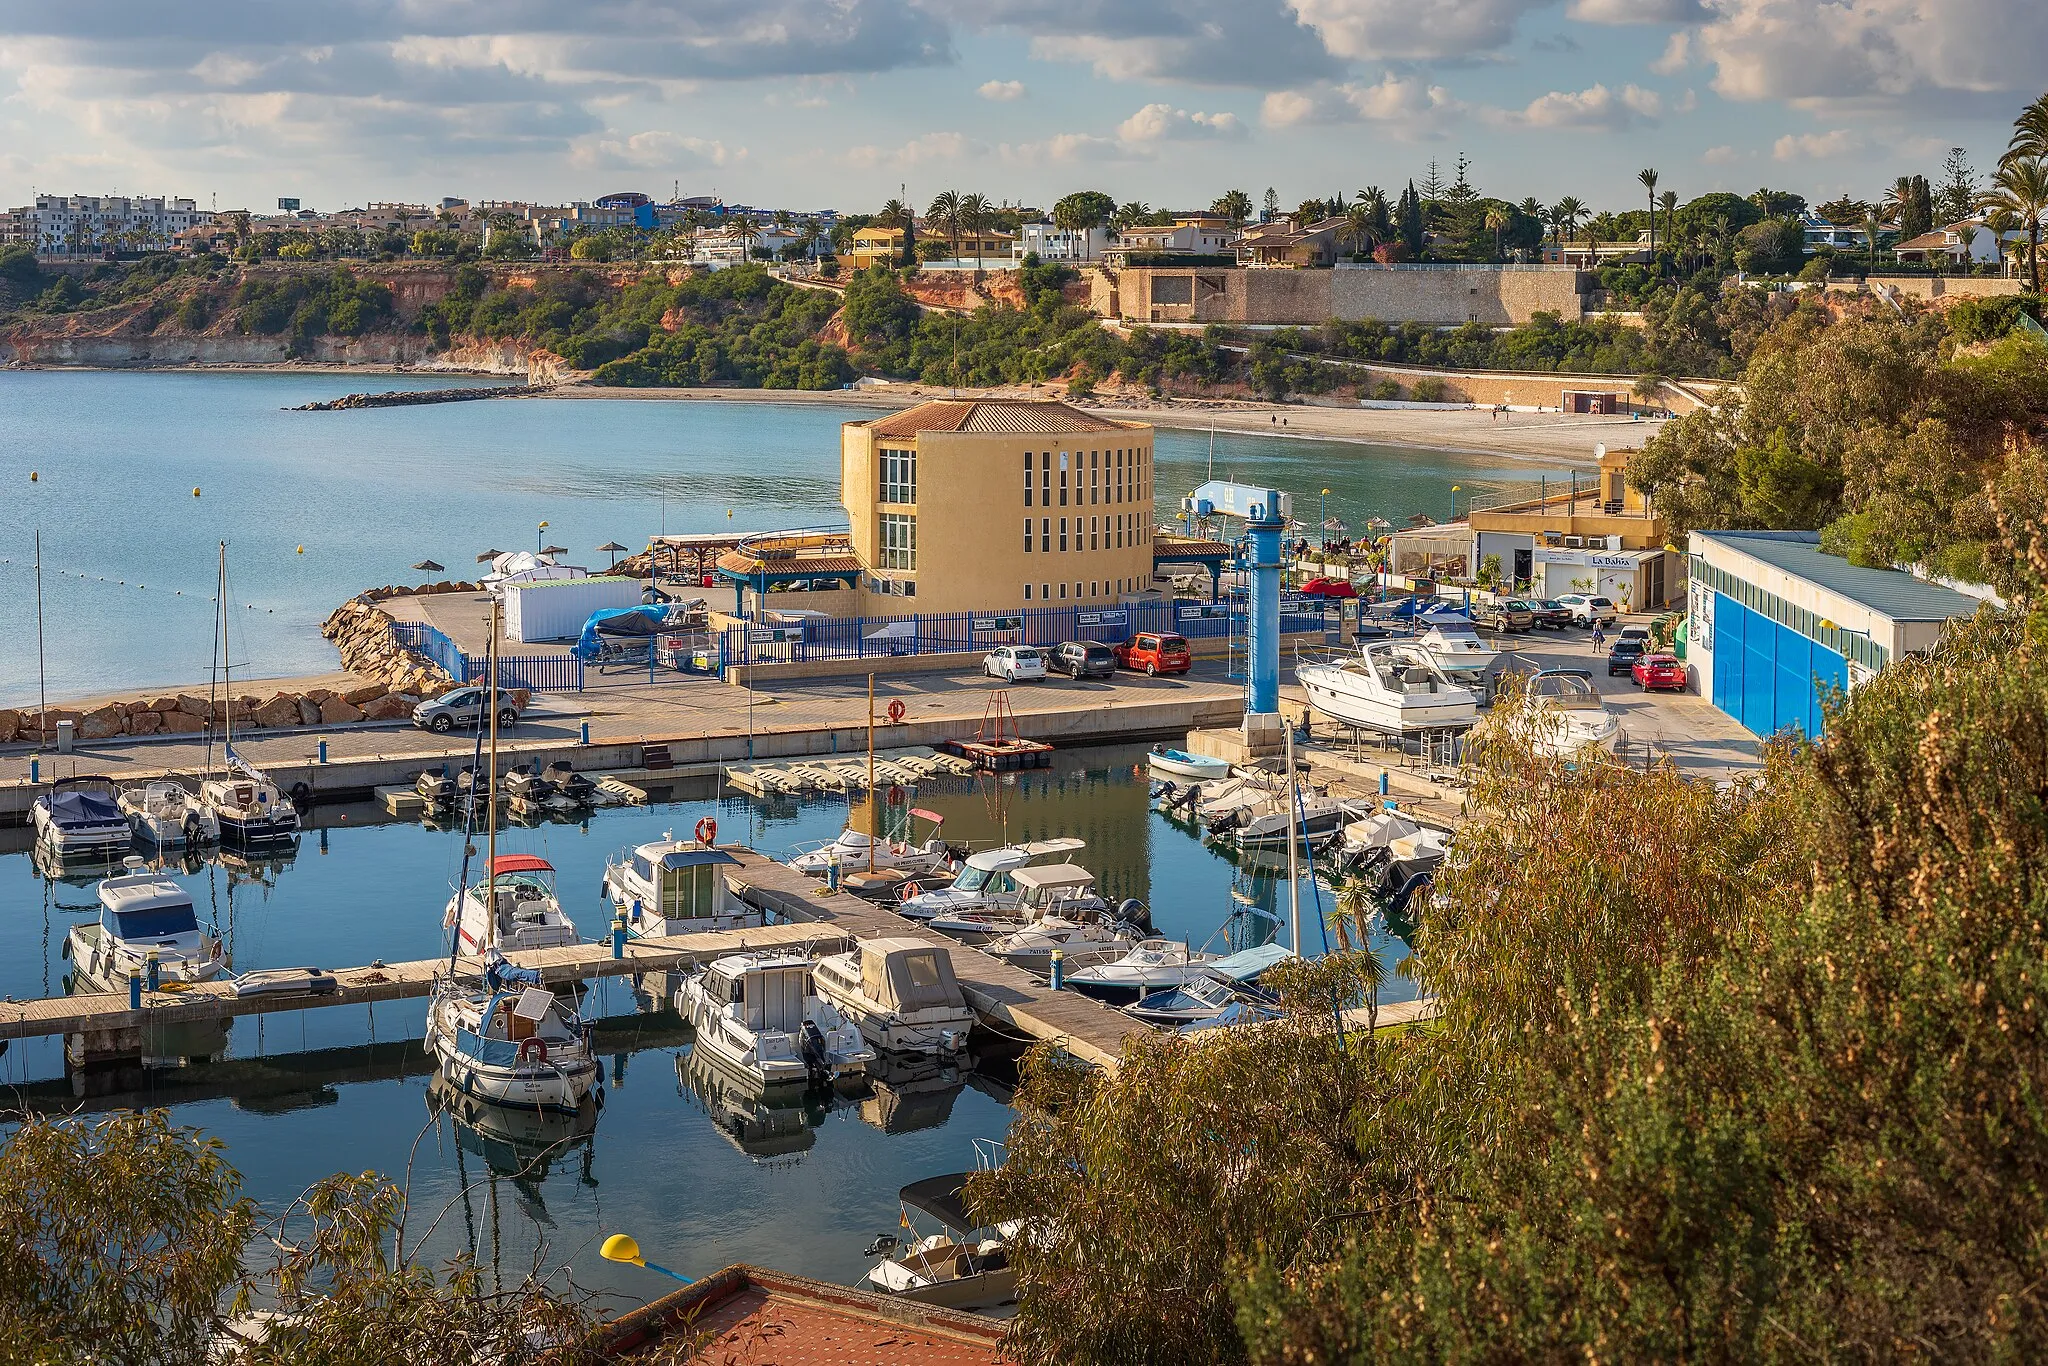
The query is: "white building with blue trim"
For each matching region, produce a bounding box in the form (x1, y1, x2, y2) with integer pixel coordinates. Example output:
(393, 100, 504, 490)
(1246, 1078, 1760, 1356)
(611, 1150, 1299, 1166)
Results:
(1687, 529, 1983, 739)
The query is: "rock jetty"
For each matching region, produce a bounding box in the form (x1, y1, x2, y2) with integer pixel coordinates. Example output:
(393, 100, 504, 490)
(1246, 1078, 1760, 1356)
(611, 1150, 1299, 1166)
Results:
(291, 384, 547, 411)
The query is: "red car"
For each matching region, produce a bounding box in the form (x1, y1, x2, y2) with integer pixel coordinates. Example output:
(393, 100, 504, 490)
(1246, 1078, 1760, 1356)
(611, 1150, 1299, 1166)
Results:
(1114, 632, 1193, 676)
(1632, 652, 1687, 691)
(1298, 576, 1358, 599)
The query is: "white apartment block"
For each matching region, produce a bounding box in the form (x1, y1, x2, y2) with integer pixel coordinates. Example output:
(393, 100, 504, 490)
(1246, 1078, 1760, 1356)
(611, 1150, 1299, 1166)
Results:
(1012, 223, 1111, 263)
(5, 194, 211, 254)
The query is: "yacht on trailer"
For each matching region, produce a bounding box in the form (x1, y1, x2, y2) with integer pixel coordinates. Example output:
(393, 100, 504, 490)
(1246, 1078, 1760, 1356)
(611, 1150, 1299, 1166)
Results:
(1521, 668, 1622, 756)
(1415, 617, 1499, 682)
(1294, 640, 1481, 735)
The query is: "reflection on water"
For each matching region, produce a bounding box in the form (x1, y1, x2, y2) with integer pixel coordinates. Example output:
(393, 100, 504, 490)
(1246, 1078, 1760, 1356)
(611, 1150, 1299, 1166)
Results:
(676, 1045, 847, 1164)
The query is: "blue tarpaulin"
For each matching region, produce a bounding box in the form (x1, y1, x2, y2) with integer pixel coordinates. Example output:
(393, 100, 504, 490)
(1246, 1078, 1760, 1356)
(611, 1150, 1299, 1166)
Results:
(571, 605, 673, 661)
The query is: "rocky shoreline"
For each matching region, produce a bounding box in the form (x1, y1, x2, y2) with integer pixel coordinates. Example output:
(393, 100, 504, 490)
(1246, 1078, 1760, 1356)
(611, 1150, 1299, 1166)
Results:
(291, 384, 549, 411)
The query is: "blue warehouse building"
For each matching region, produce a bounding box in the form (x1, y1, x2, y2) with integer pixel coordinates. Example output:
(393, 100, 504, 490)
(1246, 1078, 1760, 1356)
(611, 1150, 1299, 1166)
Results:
(1687, 530, 1984, 740)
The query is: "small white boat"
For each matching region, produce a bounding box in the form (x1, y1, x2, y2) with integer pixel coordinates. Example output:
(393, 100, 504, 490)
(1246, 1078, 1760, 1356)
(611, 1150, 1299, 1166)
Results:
(602, 839, 762, 938)
(1415, 620, 1499, 681)
(1146, 746, 1230, 781)
(1205, 788, 1348, 849)
(897, 837, 1085, 922)
(119, 779, 219, 848)
(1125, 944, 1291, 1025)
(981, 914, 1139, 976)
(864, 1172, 1021, 1312)
(33, 777, 133, 855)
(201, 755, 300, 847)
(924, 863, 1112, 945)
(813, 938, 975, 1057)
(1522, 669, 1622, 756)
(427, 954, 602, 1116)
(1065, 938, 1222, 1005)
(444, 854, 579, 956)
(65, 869, 227, 992)
(789, 808, 952, 879)
(1295, 641, 1480, 735)
(676, 951, 873, 1088)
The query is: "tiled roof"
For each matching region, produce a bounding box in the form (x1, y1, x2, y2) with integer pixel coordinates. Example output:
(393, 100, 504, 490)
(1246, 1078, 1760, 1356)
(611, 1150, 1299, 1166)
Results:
(861, 399, 1140, 437)
(717, 550, 863, 576)
(1694, 530, 1984, 623)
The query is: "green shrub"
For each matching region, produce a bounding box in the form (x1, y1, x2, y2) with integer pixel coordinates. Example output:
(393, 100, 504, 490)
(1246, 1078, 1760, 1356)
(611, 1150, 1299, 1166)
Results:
(1410, 376, 1448, 403)
(1371, 378, 1402, 400)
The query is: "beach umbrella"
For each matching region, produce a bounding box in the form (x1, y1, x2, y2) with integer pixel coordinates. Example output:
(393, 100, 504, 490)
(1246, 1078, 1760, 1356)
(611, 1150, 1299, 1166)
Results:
(412, 560, 445, 573)
(476, 549, 503, 563)
(596, 541, 628, 569)
(541, 544, 569, 557)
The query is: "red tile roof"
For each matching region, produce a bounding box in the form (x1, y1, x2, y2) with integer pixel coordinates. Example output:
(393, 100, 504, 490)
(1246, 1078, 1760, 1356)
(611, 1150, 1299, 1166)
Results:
(862, 399, 1139, 438)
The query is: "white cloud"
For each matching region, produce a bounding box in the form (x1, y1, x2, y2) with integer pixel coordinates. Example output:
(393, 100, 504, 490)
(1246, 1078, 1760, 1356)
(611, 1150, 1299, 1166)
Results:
(1508, 82, 1664, 130)
(977, 78, 1026, 101)
(1260, 74, 1466, 136)
(945, 0, 1340, 86)
(997, 132, 1125, 165)
(844, 131, 980, 168)
(1116, 102, 1244, 142)
(1650, 31, 1691, 75)
(571, 129, 741, 169)
(1703, 144, 1739, 163)
(1287, 0, 1548, 61)
(1773, 128, 1860, 160)
(1565, 0, 1707, 21)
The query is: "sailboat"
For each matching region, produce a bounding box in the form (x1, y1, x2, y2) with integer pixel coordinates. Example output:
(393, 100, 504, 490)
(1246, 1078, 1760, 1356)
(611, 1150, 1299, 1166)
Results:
(198, 544, 300, 848)
(425, 601, 601, 1117)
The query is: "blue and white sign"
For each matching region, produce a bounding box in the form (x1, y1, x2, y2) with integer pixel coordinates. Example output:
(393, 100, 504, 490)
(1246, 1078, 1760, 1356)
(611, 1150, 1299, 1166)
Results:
(972, 615, 1023, 632)
(1076, 609, 1128, 627)
(1177, 604, 1230, 621)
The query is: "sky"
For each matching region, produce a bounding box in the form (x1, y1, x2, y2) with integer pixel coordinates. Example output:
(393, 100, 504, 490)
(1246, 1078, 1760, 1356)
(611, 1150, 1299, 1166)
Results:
(0, 0, 2042, 218)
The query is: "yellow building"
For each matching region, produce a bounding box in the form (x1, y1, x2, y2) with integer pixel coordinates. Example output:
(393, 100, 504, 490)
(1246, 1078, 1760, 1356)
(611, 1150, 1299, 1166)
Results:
(847, 225, 904, 270)
(841, 399, 1157, 615)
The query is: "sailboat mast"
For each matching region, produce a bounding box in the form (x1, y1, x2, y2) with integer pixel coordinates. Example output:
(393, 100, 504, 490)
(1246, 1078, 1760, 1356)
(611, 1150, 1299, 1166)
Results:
(485, 599, 500, 953)
(33, 530, 47, 748)
(1284, 723, 1301, 954)
(866, 671, 877, 874)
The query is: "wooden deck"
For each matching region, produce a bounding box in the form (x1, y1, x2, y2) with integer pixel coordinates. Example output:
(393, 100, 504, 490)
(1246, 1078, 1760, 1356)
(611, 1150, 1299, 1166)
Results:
(0, 921, 842, 1045)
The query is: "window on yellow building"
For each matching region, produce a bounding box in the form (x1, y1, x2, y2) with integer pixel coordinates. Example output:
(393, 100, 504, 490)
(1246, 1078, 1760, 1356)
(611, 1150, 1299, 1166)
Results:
(879, 447, 916, 504)
(1091, 517, 1098, 550)
(1059, 517, 1068, 552)
(1023, 519, 1032, 552)
(1041, 518, 1049, 552)
(1059, 452, 1068, 506)
(880, 513, 916, 570)
(1023, 452, 1033, 507)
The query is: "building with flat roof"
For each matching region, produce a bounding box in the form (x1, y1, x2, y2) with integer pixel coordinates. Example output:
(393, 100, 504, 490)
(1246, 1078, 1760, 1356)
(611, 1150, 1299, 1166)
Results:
(1687, 529, 1984, 739)
(840, 398, 1156, 615)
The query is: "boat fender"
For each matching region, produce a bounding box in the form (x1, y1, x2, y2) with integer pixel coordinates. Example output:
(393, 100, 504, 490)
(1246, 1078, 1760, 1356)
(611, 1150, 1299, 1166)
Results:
(517, 1037, 549, 1066)
(289, 781, 312, 807)
(694, 817, 717, 845)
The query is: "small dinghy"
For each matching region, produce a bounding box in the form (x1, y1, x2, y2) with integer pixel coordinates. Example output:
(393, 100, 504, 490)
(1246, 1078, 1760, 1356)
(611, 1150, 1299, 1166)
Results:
(1146, 745, 1230, 782)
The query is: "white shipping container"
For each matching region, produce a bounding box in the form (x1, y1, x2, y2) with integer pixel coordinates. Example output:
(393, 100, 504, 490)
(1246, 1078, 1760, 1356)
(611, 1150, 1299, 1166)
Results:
(504, 576, 644, 643)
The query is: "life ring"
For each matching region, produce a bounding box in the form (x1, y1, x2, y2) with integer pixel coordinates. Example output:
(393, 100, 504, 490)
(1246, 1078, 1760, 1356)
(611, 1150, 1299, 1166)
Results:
(900, 882, 920, 903)
(694, 817, 717, 845)
(886, 783, 905, 806)
(518, 1038, 549, 1066)
(886, 699, 906, 724)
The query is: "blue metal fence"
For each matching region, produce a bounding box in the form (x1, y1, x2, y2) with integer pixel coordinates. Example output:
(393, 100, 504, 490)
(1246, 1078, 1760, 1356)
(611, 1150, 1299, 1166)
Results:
(475, 653, 587, 693)
(390, 620, 467, 680)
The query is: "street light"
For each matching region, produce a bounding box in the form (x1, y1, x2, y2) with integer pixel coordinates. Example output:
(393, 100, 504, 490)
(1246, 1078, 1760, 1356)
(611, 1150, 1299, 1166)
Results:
(600, 1234, 694, 1286)
(1319, 487, 1330, 550)
(1450, 484, 1461, 523)
(536, 520, 549, 553)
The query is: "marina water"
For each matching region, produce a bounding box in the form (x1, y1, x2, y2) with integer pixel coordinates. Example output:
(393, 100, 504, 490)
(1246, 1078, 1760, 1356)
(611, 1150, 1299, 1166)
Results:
(0, 370, 1558, 704)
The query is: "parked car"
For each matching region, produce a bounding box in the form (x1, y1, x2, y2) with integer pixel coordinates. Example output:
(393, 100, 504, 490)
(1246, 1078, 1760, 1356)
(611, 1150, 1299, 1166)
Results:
(1049, 640, 1118, 679)
(1473, 598, 1536, 632)
(983, 645, 1048, 683)
(413, 686, 524, 733)
(1606, 636, 1648, 676)
(1114, 632, 1193, 677)
(1298, 575, 1358, 599)
(1530, 599, 1575, 629)
(1556, 593, 1619, 627)
(1632, 652, 1687, 691)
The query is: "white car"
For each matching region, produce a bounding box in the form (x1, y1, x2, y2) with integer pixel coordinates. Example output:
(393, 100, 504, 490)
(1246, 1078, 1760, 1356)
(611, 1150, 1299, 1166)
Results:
(1554, 593, 1618, 627)
(983, 645, 1048, 682)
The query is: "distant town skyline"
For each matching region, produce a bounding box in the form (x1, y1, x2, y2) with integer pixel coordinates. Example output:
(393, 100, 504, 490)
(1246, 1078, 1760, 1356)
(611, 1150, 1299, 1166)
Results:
(1, 1, 2042, 214)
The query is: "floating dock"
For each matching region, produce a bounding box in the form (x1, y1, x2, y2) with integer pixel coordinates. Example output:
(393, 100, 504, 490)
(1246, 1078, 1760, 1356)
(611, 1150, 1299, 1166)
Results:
(937, 736, 1055, 771)
(721, 747, 977, 798)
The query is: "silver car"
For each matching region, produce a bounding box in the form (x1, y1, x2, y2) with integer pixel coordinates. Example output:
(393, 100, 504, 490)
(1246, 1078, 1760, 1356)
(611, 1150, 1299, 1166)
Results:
(983, 646, 1048, 683)
(412, 686, 524, 733)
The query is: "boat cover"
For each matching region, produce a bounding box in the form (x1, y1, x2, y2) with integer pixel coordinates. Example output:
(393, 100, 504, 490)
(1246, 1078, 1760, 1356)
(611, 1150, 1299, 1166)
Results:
(490, 854, 555, 875)
(571, 605, 676, 659)
(899, 1172, 979, 1231)
(483, 949, 544, 992)
(860, 938, 963, 1012)
(1209, 943, 1294, 982)
(43, 788, 124, 825)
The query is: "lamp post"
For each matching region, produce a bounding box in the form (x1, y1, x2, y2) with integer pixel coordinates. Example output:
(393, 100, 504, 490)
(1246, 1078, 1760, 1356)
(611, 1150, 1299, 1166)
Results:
(1319, 488, 1330, 550)
(1449, 484, 1461, 523)
(536, 520, 549, 554)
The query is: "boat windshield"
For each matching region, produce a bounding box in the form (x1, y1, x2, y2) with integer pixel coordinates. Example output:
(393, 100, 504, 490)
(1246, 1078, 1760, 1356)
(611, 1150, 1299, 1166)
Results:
(951, 864, 1015, 893)
(1530, 674, 1605, 709)
(110, 905, 199, 940)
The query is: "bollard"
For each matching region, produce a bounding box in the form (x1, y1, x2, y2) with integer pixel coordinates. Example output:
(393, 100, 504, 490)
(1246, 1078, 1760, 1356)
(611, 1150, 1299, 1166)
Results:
(612, 914, 628, 959)
(317, 738, 329, 764)
(129, 968, 142, 1009)
(29, 757, 38, 784)
(826, 857, 840, 894)
(1378, 769, 1389, 796)
(580, 720, 591, 746)
(1049, 949, 1065, 992)
(146, 950, 161, 993)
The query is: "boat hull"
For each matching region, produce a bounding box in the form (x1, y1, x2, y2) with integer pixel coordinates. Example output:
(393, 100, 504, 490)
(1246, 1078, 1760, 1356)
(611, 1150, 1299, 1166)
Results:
(34, 811, 134, 854)
(866, 1264, 1021, 1313)
(1297, 668, 1476, 735)
(431, 1037, 601, 1116)
(1147, 750, 1230, 781)
(217, 810, 299, 846)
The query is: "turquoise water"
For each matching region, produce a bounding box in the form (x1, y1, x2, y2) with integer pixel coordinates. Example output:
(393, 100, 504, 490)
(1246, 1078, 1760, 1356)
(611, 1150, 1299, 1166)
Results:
(0, 371, 1557, 704)
(0, 743, 1418, 1302)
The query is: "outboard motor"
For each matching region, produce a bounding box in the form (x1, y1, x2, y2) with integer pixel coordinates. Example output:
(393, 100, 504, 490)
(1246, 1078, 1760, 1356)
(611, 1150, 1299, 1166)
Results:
(1117, 898, 1153, 933)
(416, 768, 456, 807)
(799, 1020, 832, 1087)
(1149, 780, 1174, 802)
(1387, 871, 1434, 919)
(1172, 783, 1203, 813)
(1207, 805, 1247, 836)
(546, 762, 597, 807)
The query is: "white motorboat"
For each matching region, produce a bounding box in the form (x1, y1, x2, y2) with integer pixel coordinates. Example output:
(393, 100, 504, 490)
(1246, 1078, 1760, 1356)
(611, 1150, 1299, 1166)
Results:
(1415, 620, 1499, 681)
(65, 869, 227, 992)
(1065, 938, 1223, 1005)
(201, 758, 301, 847)
(32, 776, 133, 855)
(445, 854, 579, 956)
(427, 953, 602, 1116)
(896, 837, 1085, 921)
(1125, 944, 1292, 1025)
(924, 863, 1113, 945)
(789, 807, 952, 879)
(678, 951, 872, 1089)
(119, 779, 219, 848)
(813, 938, 975, 1057)
(981, 913, 1140, 976)
(1204, 787, 1348, 849)
(1339, 807, 1427, 862)
(1146, 746, 1231, 781)
(864, 1172, 1021, 1313)
(602, 839, 762, 938)
(1295, 641, 1480, 735)
(1522, 669, 1622, 756)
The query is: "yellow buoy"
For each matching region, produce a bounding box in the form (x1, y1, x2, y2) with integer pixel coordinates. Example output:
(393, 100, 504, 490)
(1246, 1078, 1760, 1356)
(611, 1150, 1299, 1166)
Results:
(296, 545, 304, 555)
(28, 471, 37, 482)
(193, 487, 201, 498)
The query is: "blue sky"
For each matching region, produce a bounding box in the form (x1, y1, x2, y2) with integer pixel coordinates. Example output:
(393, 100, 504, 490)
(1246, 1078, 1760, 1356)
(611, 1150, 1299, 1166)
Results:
(0, 0, 2040, 217)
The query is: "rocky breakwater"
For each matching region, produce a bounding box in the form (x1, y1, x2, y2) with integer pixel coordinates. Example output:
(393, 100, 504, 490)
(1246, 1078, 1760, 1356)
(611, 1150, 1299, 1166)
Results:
(292, 384, 548, 412)
(0, 681, 418, 747)
(320, 585, 474, 702)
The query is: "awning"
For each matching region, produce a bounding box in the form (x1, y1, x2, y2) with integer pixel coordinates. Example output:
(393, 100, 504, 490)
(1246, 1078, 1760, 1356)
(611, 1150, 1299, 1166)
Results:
(490, 854, 555, 874)
(899, 1172, 979, 1231)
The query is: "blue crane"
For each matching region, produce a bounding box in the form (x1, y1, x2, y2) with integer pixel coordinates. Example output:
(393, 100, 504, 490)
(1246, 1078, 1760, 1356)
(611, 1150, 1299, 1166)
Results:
(1183, 480, 1293, 719)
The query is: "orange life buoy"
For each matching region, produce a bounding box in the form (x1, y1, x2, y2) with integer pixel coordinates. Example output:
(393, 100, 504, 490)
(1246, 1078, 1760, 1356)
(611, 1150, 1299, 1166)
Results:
(518, 1037, 549, 1066)
(695, 817, 717, 845)
(886, 698, 906, 724)
(899, 882, 920, 903)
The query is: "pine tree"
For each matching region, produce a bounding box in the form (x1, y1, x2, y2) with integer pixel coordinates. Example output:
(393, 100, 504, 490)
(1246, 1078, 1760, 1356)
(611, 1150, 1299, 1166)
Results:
(1399, 181, 1426, 256)
(1443, 152, 1478, 209)
(1936, 147, 1978, 225)
(1421, 161, 1445, 202)
(1261, 187, 1280, 222)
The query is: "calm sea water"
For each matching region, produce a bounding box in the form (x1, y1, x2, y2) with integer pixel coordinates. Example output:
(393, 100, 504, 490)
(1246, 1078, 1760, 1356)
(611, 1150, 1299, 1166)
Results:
(0, 371, 1559, 704)
(0, 743, 1417, 1303)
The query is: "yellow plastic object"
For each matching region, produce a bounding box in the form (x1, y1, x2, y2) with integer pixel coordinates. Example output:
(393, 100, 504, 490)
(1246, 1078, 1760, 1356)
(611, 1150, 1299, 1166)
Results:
(600, 1234, 645, 1267)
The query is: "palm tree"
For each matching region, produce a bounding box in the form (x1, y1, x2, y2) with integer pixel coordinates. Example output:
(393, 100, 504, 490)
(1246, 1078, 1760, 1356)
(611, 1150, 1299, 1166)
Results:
(1328, 879, 1390, 1033)
(926, 190, 961, 259)
(1549, 196, 1585, 246)
(1979, 156, 2048, 294)
(1712, 212, 1733, 269)
(1883, 175, 1915, 221)
(1212, 189, 1253, 230)
(1861, 210, 1881, 264)
(877, 198, 909, 229)
(1638, 167, 1660, 260)
(1659, 189, 1677, 257)
(1338, 204, 1375, 260)
(2007, 92, 2048, 166)
(1113, 201, 1152, 233)
(959, 192, 991, 274)
(728, 213, 759, 260)
(1484, 205, 1511, 262)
